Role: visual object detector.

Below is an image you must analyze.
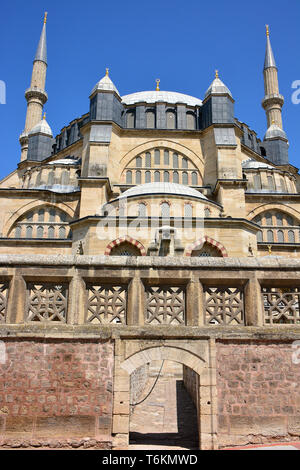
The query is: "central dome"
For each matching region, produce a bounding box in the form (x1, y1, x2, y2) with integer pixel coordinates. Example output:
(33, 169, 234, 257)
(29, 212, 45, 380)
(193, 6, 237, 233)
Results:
(121, 91, 202, 107)
(119, 182, 207, 200)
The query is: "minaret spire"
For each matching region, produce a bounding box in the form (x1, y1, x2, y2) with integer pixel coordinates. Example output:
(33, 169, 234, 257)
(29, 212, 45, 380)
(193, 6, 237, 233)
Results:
(19, 12, 49, 161)
(262, 24, 284, 129)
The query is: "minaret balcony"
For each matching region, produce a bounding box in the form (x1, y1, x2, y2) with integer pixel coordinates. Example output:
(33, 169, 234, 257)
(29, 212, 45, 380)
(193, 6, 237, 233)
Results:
(25, 86, 48, 104)
(262, 93, 284, 109)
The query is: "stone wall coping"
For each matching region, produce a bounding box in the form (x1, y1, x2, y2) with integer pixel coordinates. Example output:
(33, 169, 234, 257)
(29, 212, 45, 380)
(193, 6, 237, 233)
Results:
(0, 324, 299, 341)
(0, 254, 299, 270)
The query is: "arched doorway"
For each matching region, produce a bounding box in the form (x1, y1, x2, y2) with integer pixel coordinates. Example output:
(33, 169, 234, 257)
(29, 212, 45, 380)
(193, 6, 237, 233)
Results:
(112, 341, 217, 450)
(129, 360, 199, 449)
(191, 242, 223, 257)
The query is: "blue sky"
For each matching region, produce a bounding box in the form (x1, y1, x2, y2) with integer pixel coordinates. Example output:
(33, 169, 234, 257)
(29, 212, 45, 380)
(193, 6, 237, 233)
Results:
(0, 0, 299, 179)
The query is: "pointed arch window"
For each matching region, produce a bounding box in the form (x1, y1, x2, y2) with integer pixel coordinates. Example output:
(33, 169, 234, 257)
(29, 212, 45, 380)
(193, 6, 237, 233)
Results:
(161, 202, 170, 218)
(192, 172, 198, 185)
(136, 171, 141, 184)
(136, 156, 142, 168)
(288, 231, 295, 243)
(126, 170, 132, 184)
(184, 204, 193, 218)
(145, 153, 151, 168)
(187, 112, 196, 129)
(154, 171, 160, 183)
(182, 172, 188, 185)
(48, 226, 55, 238)
(145, 171, 151, 183)
(146, 110, 155, 129)
(166, 110, 176, 129)
(164, 171, 170, 183)
(26, 226, 33, 238)
(37, 226, 44, 238)
(277, 230, 284, 243)
(126, 110, 135, 128)
(267, 230, 274, 243)
(154, 149, 160, 165)
(173, 171, 179, 184)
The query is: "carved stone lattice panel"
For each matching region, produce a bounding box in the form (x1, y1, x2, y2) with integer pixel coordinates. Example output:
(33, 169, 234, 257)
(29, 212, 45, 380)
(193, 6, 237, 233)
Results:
(145, 286, 185, 325)
(262, 287, 300, 324)
(87, 285, 127, 324)
(0, 283, 8, 323)
(204, 287, 244, 325)
(27, 283, 68, 322)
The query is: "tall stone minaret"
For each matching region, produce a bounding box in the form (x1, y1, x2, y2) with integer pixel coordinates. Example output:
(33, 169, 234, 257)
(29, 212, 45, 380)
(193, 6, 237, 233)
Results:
(262, 25, 284, 129)
(19, 12, 48, 161)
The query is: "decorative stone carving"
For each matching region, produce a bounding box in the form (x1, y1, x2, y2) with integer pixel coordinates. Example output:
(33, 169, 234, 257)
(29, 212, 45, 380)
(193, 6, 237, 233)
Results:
(26, 283, 68, 322)
(262, 287, 300, 324)
(204, 287, 244, 325)
(87, 285, 127, 324)
(0, 283, 8, 323)
(145, 286, 185, 324)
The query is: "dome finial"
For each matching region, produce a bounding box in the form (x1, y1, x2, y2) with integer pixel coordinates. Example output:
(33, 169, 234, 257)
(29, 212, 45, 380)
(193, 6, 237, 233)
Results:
(215, 69, 219, 79)
(156, 79, 160, 91)
(44, 12, 48, 24)
(266, 24, 269, 37)
(105, 68, 109, 77)
(43, 112, 46, 120)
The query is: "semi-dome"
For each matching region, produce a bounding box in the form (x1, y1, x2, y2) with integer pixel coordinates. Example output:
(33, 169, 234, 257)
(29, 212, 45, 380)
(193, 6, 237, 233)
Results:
(119, 182, 207, 200)
(121, 91, 202, 107)
(242, 158, 274, 170)
(91, 70, 120, 96)
(28, 117, 53, 136)
(204, 76, 232, 99)
(264, 123, 288, 141)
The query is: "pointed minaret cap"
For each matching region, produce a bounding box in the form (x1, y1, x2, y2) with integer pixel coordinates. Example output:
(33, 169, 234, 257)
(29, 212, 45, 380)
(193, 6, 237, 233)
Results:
(28, 114, 53, 137)
(34, 12, 47, 64)
(91, 68, 120, 96)
(264, 25, 276, 69)
(204, 70, 233, 99)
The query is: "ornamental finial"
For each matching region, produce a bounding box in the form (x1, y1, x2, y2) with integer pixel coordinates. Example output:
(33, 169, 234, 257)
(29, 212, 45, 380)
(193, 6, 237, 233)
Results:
(44, 12, 48, 24)
(266, 24, 269, 37)
(106, 68, 109, 77)
(156, 79, 160, 91)
(43, 112, 46, 120)
(215, 69, 219, 79)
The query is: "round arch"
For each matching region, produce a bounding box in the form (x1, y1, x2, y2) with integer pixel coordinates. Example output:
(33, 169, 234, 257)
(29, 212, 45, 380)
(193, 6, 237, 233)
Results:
(3, 201, 75, 237)
(104, 236, 146, 256)
(247, 203, 300, 222)
(185, 236, 228, 257)
(121, 346, 206, 377)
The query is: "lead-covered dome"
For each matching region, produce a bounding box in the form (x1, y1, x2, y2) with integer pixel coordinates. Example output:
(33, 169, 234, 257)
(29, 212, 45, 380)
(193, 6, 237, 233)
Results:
(242, 158, 274, 170)
(91, 71, 120, 96)
(28, 117, 53, 136)
(264, 123, 288, 141)
(119, 182, 207, 200)
(121, 91, 202, 107)
(204, 77, 232, 99)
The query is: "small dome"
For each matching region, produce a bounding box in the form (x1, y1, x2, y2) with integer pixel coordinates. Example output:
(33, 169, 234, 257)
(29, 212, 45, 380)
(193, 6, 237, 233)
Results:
(28, 118, 53, 137)
(242, 158, 274, 170)
(91, 72, 120, 96)
(121, 91, 202, 107)
(204, 77, 232, 99)
(49, 156, 80, 165)
(264, 123, 287, 141)
(119, 182, 207, 200)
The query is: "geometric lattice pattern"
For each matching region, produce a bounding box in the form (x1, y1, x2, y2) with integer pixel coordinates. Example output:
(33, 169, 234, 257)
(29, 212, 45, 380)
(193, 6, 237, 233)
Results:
(262, 287, 300, 324)
(204, 287, 244, 325)
(87, 285, 127, 324)
(0, 283, 9, 323)
(145, 286, 185, 325)
(26, 283, 68, 322)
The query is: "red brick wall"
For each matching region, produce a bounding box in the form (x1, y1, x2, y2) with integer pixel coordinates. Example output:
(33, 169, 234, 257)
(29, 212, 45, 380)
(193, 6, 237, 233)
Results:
(217, 341, 300, 448)
(0, 339, 114, 449)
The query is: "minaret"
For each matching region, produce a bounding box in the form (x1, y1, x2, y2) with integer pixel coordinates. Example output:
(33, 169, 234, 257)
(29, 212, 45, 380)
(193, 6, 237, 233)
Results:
(19, 12, 48, 161)
(262, 25, 284, 129)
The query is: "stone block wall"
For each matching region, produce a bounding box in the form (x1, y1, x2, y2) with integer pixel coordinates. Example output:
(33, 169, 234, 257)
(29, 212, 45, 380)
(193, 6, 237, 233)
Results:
(0, 338, 114, 449)
(183, 365, 199, 409)
(217, 340, 300, 448)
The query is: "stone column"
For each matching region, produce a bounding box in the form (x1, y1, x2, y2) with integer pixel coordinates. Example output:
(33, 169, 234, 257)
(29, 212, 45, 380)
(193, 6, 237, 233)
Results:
(127, 276, 143, 325)
(6, 272, 26, 324)
(244, 275, 264, 326)
(186, 278, 203, 326)
(68, 268, 86, 324)
(112, 339, 130, 449)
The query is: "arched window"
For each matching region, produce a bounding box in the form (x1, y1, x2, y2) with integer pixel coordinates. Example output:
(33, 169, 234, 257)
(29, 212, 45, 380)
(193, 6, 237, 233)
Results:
(276, 213, 283, 226)
(146, 110, 155, 129)
(138, 203, 147, 217)
(277, 230, 284, 243)
(267, 175, 275, 191)
(173, 171, 179, 184)
(267, 230, 274, 243)
(164, 150, 169, 165)
(145, 171, 151, 183)
(187, 112, 196, 129)
(257, 230, 263, 242)
(280, 178, 286, 192)
(126, 110, 135, 128)
(182, 158, 188, 169)
(47, 171, 54, 186)
(182, 172, 188, 185)
(36, 171, 42, 186)
(38, 209, 45, 222)
(204, 208, 211, 218)
(136, 156, 142, 167)
(173, 153, 178, 168)
(49, 208, 56, 223)
(166, 110, 176, 129)
(26, 226, 33, 238)
(184, 204, 193, 218)
(27, 212, 33, 222)
(61, 170, 69, 186)
(15, 226, 21, 238)
(37, 226, 44, 238)
(286, 215, 294, 226)
(48, 226, 55, 238)
(265, 213, 273, 226)
(253, 174, 262, 190)
(192, 172, 198, 185)
(145, 152, 151, 168)
(126, 170, 132, 184)
(164, 171, 170, 182)
(136, 171, 141, 184)
(154, 171, 160, 182)
(59, 226, 66, 239)
(161, 202, 170, 218)
(154, 149, 160, 165)
(288, 230, 295, 243)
